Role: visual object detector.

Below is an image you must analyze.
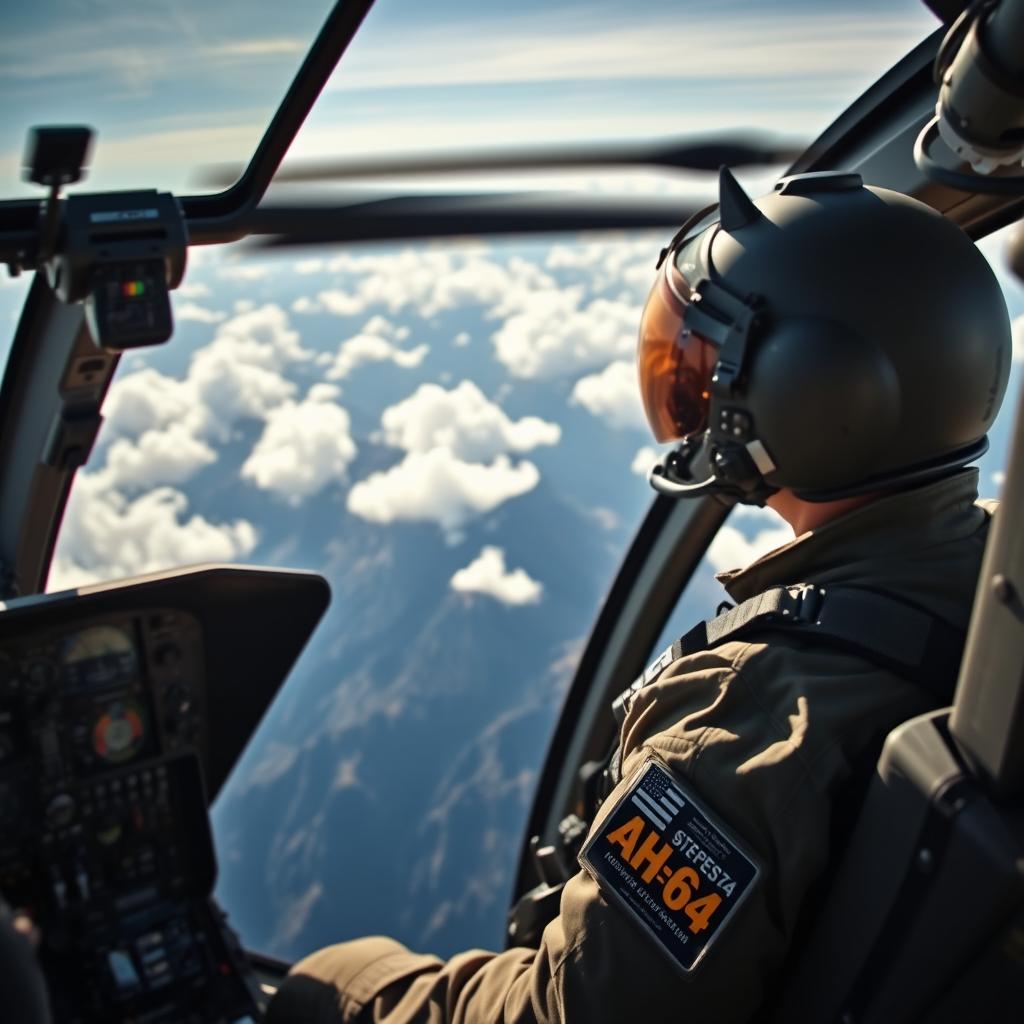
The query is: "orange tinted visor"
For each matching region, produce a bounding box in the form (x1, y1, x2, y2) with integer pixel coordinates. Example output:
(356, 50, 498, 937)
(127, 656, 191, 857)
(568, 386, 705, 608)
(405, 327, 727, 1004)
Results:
(637, 252, 719, 443)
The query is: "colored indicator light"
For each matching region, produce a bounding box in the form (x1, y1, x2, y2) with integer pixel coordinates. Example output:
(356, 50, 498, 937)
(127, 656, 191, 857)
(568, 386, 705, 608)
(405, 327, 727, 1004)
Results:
(121, 281, 145, 298)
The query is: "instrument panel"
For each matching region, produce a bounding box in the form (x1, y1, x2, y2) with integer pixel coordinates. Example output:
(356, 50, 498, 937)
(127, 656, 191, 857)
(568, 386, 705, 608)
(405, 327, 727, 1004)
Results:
(0, 605, 256, 1023)
(0, 564, 330, 1023)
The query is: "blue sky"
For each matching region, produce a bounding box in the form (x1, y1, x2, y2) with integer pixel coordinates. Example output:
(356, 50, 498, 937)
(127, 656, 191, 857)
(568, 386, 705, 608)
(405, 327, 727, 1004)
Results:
(0, 0, 937, 195)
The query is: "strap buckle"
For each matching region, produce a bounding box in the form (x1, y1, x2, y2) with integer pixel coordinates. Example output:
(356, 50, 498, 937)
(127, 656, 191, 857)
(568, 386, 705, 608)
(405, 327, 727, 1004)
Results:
(786, 583, 826, 625)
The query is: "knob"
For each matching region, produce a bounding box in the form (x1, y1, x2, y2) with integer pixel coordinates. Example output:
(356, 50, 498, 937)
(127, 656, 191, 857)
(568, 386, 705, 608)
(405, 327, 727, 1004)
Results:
(46, 792, 76, 827)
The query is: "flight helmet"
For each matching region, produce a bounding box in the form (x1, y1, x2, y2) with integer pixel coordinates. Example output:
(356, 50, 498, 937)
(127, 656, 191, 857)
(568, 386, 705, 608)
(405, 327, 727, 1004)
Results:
(638, 169, 1012, 504)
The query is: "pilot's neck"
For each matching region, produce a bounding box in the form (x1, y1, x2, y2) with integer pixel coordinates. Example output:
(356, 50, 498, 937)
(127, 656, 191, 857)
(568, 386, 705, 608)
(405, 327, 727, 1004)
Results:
(766, 488, 878, 537)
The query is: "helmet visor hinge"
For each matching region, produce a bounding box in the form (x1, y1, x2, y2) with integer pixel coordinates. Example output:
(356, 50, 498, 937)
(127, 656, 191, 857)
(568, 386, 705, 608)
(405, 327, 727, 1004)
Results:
(684, 278, 763, 399)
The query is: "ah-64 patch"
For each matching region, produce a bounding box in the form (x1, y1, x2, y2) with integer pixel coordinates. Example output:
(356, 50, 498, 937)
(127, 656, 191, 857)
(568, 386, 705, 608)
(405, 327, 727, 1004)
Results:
(579, 754, 761, 975)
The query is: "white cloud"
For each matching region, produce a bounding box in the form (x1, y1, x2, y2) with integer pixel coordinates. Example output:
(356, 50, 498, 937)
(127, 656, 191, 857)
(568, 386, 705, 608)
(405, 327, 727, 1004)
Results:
(308, 382, 341, 403)
(332, 754, 362, 791)
(303, 249, 554, 321)
(326, 316, 428, 381)
(98, 304, 310, 495)
(292, 296, 321, 314)
(102, 368, 193, 438)
(177, 281, 212, 299)
(631, 446, 660, 477)
(272, 881, 325, 950)
(492, 289, 640, 379)
(571, 359, 645, 429)
(706, 522, 792, 573)
(450, 546, 543, 605)
(188, 343, 297, 440)
(241, 388, 358, 502)
(217, 264, 270, 281)
(347, 450, 539, 535)
(213, 303, 310, 365)
(294, 258, 326, 275)
(453, 331, 471, 347)
(545, 236, 659, 295)
(318, 289, 365, 316)
(176, 301, 227, 324)
(50, 475, 257, 591)
(1013, 315, 1024, 363)
(379, 380, 560, 462)
(183, 304, 309, 441)
(103, 424, 217, 490)
(244, 741, 300, 789)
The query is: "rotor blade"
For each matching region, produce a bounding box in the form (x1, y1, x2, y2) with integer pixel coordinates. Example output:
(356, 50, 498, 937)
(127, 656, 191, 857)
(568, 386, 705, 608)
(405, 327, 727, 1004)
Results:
(198, 134, 803, 188)
(240, 191, 705, 249)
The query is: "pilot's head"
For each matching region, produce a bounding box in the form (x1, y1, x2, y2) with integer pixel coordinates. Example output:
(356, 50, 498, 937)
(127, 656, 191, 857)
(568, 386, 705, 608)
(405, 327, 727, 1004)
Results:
(637, 169, 1012, 507)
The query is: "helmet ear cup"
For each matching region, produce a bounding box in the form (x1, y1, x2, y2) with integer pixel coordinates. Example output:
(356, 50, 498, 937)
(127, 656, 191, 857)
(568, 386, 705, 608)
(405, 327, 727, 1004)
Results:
(742, 317, 901, 493)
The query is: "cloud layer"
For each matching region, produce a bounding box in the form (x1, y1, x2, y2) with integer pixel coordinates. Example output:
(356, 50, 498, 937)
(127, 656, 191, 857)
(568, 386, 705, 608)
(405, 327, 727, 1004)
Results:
(571, 359, 646, 429)
(348, 450, 539, 535)
(241, 385, 358, 503)
(378, 380, 560, 462)
(347, 380, 558, 536)
(50, 475, 256, 591)
(326, 316, 428, 381)
(450, 546, 542, 605)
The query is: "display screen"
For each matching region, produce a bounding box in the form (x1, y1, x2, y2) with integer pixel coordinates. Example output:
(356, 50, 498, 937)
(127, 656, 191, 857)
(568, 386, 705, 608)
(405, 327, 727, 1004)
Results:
(63, 625, 138, 691)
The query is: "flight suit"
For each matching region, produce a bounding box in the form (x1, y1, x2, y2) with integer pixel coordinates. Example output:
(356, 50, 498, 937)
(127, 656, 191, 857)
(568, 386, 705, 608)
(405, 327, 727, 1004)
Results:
(267, 468, 993, 1024)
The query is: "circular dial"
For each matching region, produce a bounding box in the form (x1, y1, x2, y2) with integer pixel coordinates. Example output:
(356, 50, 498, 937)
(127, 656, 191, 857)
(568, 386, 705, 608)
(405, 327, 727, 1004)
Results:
(63, 626, 137, 690)
(91, 700, 146, 764)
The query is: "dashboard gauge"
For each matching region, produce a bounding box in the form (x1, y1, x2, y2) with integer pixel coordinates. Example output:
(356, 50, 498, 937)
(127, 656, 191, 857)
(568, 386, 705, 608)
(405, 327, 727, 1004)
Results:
(63, 626, 137, 690)
(92, 700, 146, 764)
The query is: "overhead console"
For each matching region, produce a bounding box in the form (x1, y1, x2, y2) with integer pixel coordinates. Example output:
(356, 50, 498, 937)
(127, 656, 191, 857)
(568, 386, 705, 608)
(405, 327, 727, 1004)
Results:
(0, 564, 330, 1023)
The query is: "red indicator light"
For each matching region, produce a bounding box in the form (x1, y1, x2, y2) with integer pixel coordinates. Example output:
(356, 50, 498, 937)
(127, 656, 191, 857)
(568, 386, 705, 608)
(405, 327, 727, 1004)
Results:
(121, 281, 145, 298)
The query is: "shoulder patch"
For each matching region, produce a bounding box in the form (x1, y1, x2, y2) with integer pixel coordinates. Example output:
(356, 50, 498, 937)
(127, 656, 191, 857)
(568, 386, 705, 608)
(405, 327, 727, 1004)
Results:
(579, 754, 761, 975)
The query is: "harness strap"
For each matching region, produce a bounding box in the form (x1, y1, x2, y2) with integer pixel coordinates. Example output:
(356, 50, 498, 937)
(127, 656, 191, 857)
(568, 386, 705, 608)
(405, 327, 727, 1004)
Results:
(612, 583, 965, 728)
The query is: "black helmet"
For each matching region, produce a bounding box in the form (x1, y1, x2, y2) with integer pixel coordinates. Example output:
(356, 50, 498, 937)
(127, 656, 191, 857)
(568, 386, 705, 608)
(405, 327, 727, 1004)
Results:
(638, 169, 1012, 504)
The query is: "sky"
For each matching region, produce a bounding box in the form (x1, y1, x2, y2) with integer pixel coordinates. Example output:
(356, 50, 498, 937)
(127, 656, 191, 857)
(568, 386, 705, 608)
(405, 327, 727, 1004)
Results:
(0, 0, 938, 194)
(8, 0, 1021, 962)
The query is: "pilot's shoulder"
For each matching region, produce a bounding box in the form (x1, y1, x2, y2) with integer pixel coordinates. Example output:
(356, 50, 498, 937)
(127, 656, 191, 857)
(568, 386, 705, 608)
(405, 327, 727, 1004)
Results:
(623, 638, 866, 791)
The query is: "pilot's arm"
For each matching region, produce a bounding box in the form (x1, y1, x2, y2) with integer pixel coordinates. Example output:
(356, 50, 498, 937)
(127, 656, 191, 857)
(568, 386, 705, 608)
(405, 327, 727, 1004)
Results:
(267, 639, 912, 1024)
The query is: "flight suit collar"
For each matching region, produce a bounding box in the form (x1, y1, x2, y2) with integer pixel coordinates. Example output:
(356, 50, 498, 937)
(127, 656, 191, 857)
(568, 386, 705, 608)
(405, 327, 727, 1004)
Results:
(717, 468, 984, 604)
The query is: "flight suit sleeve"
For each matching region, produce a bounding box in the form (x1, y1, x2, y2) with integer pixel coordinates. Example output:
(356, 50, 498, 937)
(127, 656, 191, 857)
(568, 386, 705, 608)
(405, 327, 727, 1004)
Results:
(270, 644, 839, 1024)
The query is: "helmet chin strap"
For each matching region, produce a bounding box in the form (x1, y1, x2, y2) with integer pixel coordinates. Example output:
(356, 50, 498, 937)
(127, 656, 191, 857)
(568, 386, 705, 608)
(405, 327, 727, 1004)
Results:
(648, 437, 777, 506)
(648, 464, 724, 500)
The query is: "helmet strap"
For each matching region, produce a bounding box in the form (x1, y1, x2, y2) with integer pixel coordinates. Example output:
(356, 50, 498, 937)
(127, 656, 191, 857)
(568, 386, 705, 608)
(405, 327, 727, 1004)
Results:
(652, 277, 778, 505)
(649, 436, 778, 506)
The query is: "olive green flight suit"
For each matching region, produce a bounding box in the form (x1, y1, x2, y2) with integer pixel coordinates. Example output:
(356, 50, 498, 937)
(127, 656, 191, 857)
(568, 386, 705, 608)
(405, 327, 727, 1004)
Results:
(267, 469, 993, 1024)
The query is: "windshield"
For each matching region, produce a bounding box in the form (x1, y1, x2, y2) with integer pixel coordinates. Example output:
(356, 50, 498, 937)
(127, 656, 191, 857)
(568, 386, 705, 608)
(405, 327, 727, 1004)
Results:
(0, 0, 336, 197)
(1, 0, 945, 965)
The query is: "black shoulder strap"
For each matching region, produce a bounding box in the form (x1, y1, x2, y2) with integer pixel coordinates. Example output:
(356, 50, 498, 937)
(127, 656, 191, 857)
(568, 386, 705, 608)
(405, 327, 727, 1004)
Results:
(612, 584, 965, 727)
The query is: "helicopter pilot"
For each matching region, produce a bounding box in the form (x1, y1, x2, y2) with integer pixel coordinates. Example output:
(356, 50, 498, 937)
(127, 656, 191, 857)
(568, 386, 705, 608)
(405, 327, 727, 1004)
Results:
(266, 169, 1011, 1024)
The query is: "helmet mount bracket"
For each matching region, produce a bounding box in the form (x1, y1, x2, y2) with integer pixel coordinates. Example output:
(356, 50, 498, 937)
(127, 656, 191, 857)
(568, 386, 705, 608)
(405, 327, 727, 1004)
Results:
(684, 277, 763, 400)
